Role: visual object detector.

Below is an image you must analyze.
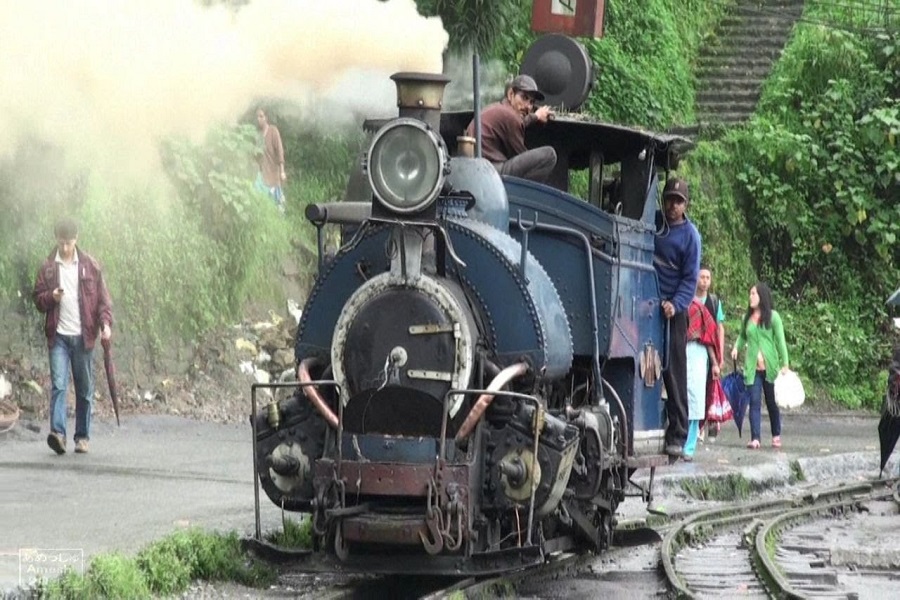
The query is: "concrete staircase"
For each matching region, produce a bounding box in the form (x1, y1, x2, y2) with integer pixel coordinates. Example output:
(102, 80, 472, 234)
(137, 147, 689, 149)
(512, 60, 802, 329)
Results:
(695, 0, 805, 126)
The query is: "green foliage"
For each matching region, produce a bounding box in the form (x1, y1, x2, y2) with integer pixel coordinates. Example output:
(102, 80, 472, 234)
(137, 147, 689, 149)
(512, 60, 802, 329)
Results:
(256, 104, 366, 287)
(41, 554, 150, 600)
(677, 140, 757, 313)
(0, 146, 89, 318)
(38, 529, 274, 599)
(470, 579, 516, 599)
(136, 529, 273, 593)
(162, 123, 291, 316)
(136, 534, 194, 594)
(780, 298, 884, 409)
(735, 14, 899, 298)
(725, 8, 900, 407)
(188, 530, 269, 583)
(585, 0, 727, 127)
(84, 555, 151, 600)
(76, 180, 226, 359)
(277, 113, 367, 206)
(38, 568, 89, 600)
(0, 118, 300, 360)
(418, 0, 725, 126)
(482, 0, 539, 73)
(416, 0, 531, 56)
(680, 474, 757, 501)
(266, 515, 313, 549)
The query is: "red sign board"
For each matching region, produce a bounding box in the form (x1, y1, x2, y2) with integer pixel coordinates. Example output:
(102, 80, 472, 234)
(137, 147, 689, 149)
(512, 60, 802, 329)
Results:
(531, 0, 606, 38)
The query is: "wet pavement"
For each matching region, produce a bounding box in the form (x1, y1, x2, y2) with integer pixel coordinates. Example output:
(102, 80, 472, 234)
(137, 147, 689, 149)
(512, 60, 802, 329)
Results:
(641, 411, 898, 497)
(0, 415, 283, 594)
(0, 411, 896, 595)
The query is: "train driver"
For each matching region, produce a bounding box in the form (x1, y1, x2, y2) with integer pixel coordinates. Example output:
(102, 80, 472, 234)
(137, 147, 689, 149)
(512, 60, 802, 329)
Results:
(466, 75, 557, 183)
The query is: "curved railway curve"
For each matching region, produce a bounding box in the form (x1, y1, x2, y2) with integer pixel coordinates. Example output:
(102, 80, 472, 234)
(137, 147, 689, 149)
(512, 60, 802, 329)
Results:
(244, 479, 900, 599)
(662, 478, 900, 599)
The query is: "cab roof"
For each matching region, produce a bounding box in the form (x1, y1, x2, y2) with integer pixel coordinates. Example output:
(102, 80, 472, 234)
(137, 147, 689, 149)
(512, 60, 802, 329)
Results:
(438, 110, 693, 170)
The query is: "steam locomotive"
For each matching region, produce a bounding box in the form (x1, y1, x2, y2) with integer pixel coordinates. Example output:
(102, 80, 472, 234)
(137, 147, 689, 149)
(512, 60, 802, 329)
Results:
(249, 43, 691, 575)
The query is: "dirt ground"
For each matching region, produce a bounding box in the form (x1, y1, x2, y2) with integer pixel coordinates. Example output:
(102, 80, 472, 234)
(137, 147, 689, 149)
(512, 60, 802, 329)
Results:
(0, 307, 299, 431)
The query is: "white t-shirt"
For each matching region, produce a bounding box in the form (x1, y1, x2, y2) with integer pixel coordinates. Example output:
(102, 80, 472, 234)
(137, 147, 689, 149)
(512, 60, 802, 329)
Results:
(56, 250, 81, 336)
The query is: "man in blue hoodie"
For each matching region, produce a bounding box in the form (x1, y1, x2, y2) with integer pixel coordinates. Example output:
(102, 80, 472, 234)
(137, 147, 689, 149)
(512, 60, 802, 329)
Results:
(654, 177, 701, 458)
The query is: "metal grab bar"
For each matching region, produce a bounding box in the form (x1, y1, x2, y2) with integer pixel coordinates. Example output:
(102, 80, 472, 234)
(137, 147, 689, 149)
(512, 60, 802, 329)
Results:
(661, 315, 671, 372)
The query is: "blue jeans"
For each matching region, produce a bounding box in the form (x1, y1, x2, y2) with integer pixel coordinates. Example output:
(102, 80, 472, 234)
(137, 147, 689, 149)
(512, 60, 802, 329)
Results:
(749, 370, 780, 442)
(255, 172, 284, 210)
(50, 334, 95, 441)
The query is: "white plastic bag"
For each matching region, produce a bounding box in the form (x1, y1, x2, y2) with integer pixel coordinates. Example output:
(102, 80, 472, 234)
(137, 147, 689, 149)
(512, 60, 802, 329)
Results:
(774, 370, 805, 409)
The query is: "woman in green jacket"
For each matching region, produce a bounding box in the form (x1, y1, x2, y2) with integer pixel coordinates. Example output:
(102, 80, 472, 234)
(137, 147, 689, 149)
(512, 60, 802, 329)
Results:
(730, 282, 790, 449)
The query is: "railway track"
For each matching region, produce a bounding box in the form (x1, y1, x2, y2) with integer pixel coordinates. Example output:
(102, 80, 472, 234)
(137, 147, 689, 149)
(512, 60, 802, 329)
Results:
(261, 520, 662, 599)
(661, 478, 900, 599)
(418, 552, 593, 600)
(251, 479, 900, 599)
(263, 533, 634, 599)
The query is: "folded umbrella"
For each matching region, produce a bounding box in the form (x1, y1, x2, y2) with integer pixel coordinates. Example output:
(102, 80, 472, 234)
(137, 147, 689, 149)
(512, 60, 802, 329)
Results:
(721, 362, 749, 438)
(879, 349, 900, 475)
(101, 338, 121, 427)
(878, 412, 900, 476)
(882, 295, 900, 473)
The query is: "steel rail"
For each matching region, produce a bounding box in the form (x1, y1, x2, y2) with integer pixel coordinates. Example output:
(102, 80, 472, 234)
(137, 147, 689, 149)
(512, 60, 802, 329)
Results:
(753, 478, 900, 600)
(660, 478, 898, 599)
(660, 496, 802, 599)
(415, 515, 705, 599)
(419, 552, 588, 600)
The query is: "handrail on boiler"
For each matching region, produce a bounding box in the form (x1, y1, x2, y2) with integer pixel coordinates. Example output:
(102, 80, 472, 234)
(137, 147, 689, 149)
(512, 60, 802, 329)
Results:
(453, 362, 529, 443)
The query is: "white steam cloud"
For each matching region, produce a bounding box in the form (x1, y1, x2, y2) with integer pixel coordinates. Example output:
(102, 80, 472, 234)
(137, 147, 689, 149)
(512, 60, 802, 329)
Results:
(0, 0, 448, 183)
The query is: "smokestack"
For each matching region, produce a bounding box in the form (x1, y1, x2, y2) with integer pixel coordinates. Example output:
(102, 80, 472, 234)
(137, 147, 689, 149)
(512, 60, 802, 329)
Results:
(390, 72, 450, 132)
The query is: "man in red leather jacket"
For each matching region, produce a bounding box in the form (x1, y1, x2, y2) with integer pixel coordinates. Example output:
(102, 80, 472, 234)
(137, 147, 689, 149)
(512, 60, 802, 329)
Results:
(33, 218, 113, 455)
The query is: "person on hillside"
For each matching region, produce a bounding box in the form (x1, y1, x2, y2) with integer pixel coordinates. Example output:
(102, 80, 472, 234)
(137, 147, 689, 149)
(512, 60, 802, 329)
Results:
(654, 177, 702, 458)
(32, 218, 113, 455)
(731, 282, 790, 450)
(683, 297, 721, 461)
(465, 74, 557, 183)
(695, 265, 726, 441)
(255, 107, 287, 213)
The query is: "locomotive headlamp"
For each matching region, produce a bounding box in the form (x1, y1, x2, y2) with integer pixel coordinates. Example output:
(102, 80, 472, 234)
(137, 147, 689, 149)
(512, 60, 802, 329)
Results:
(367, 118, 447, 214)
